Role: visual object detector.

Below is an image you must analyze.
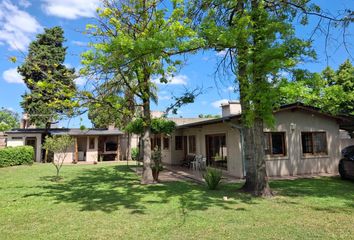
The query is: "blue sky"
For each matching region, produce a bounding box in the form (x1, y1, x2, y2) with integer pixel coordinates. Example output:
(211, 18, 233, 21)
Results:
(0, 0, 353, 128)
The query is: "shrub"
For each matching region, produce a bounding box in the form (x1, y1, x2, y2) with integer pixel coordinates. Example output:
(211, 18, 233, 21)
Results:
(131, 147, 140, 161)
(151, 147, 163, 171)
(203, 167, 222, 190)
(0, 146, 34, 168)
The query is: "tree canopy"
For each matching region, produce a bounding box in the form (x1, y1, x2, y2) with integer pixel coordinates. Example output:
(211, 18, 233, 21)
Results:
(0, 108, 19, 131)
(82, 0, 204, 183)
(125, 118, 176, 135)
(18, 26, 78, 129)
(279, 59, 354, 116)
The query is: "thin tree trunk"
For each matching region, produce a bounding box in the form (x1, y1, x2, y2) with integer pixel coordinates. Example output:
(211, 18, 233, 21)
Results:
(127, 133, 132, 161)
(141, 96, 154, 184)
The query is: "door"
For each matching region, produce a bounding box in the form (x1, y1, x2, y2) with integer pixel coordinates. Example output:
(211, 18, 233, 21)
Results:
(205, 134, 227, 169)
(25, 137, 37, 161)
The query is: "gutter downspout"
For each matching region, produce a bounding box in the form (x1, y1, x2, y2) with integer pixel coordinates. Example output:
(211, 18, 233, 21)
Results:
(228, 122, 246, 178)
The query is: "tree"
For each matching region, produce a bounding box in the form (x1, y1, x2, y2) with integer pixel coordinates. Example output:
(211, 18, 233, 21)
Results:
(279, 60, 354, 116)
(191, 0, 352, 196)
(18, 26, 77, 129)
(43, 135, 74, 180)
(82, 0, 203, 184)
(0, 108, 19, 131)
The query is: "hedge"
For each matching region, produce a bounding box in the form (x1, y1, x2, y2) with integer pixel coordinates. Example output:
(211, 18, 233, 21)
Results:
(0, 146, 34, 168)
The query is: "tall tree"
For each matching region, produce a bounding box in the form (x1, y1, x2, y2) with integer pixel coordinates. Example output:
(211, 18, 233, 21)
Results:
(82, 0, 203, 183)
(279, 60, 354, 116)
(191, 0, 352, 196)
(18, 26, 77, 129)
(0, 108, 19, 131)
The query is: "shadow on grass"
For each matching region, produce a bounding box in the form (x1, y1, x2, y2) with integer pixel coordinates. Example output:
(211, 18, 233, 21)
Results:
(24, 165, 354, 215)
(271, 177, 354, 211)
(24, 165, 254, 214)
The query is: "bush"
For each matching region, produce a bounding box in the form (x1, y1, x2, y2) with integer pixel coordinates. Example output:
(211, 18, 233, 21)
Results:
(0, 146, 34, 168)
(131, 147, 140, 161)
(203, 167, 222, 190)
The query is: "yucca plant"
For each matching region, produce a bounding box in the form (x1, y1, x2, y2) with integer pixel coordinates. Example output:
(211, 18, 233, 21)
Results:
(203, 167, 222, 190)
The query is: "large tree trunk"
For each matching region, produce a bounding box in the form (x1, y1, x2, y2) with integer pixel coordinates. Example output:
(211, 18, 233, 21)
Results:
(141, 97, 154, 184)
(238, 0, 272, 196)
(241, 118, 272, 196)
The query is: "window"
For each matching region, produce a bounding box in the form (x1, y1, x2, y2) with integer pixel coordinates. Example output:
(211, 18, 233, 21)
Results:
(89, 137, 95, 149)
(301, 132, 327, 155)
(105, 141, 117, 152)
(151, 135, 161, 150)
(206, 134, 227, 169)
(12, 137, 23, 140)
(188, 135, 196, 153)
(264, 132, 286, 156)
(175, 136, 183, 150)
(163, 137, 169, 150)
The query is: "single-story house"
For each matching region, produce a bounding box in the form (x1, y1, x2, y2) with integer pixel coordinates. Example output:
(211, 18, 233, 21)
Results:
(5, 128, 138, 163)
(4, 102, 354, 178)
(153, 102, 354, 178)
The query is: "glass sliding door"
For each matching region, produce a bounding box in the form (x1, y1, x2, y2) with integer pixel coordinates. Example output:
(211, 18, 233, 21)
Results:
(205, 134, 227, 169)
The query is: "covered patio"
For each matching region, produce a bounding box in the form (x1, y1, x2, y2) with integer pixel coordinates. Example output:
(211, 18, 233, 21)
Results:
(51, 128, 125, 163)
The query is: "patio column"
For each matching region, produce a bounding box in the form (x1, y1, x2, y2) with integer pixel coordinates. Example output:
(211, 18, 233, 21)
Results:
(74, 137, 78, 163)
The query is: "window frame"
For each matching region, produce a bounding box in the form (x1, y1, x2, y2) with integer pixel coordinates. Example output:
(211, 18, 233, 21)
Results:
(188, 135, 196, 154)
(163, 137, 169, 150)
(89, 137, 95, 150)
(301, 131, 328, 156)
(175, 136, 183, 150)
(264, 132, 287, 157)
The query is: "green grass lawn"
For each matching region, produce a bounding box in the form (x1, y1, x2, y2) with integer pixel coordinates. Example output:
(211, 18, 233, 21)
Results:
(0, 163, 353, 240)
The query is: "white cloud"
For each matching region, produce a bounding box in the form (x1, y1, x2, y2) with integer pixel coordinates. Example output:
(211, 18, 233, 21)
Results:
(152, 74, 188, 85)
(211, 99, 229, 108)
(0, 0, 42, 51)
(3, 68, 23, 84)
(19, 0, 31, 8)
(75, 77, 86, 86)
(41, 0, 100, 19)
(71, 40, 87, 47)
(216, 50, 227, 57)
(224, 86, 234, 92)
(159, 95, 171, 101)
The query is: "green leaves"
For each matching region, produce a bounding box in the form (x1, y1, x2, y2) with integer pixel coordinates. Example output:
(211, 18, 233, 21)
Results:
(125, 118, 176, 135)
(279, 59, 354, 116)
(18, 26, 77, 128)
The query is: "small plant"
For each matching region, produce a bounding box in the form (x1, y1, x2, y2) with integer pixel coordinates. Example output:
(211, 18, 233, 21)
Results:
(43, 135, 74, 180)
(131, 147, 139, 161)
(203, 167, 222, 190)
(151, 147, 163, 182)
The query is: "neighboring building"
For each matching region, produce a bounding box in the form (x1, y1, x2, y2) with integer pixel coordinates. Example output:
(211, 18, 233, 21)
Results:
(155, 102, 354, 178)
(5, 128, 138, 163)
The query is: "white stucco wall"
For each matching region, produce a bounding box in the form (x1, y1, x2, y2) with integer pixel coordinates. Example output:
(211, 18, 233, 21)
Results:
(6, 133, 42, 163)
(166, 109, 343, 178)
(265, 110, 341, 176)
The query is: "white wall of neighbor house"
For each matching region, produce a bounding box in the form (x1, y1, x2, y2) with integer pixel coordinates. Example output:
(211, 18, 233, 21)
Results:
(264, 110, 341, 177)
(86, 136, 98, 162)
(6, 133, 42, 163)
(55, 142, 75, 163)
